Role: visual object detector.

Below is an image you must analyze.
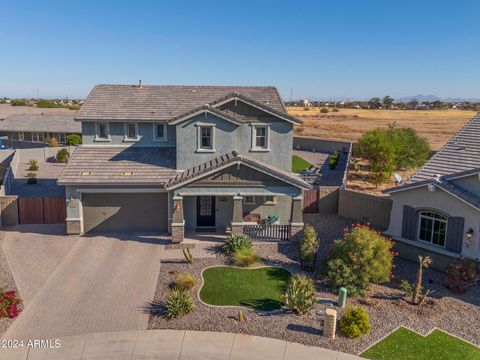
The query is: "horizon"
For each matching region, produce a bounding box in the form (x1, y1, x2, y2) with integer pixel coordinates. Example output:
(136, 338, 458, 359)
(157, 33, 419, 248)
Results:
(1, 0, 479, 100)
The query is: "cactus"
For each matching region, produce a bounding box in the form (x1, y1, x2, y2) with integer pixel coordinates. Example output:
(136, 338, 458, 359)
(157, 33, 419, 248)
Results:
(238, 309, 245, 322)
(182, 247, 193, 264)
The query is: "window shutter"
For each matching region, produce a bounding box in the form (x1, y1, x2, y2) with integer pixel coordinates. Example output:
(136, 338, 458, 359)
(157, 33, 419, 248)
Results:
(446, 217, 464, 254)
(401, 205, 417, 240)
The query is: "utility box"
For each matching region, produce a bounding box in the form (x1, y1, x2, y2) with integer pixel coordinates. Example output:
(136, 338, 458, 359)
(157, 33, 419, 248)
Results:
(338, 287, 347, 308)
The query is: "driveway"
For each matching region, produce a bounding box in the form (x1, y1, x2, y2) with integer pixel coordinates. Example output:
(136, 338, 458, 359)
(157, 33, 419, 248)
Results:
(2, 225, 167, 340)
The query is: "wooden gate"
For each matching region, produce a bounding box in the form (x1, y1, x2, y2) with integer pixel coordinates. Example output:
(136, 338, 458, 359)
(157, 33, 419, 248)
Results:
(303, 189, 319, 213)
(18, 197, 66, 224)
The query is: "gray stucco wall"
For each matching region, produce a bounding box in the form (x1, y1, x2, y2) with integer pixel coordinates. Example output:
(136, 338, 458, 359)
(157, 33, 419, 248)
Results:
(386, 185, 480, 260)
(81, 121, 176, 147)
(175, 113, 293, 171)
(243, 196, 292, 225)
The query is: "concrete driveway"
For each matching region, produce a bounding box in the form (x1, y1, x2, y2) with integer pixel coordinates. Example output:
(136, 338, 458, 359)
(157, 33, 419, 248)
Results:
(2, 225, 167, 340)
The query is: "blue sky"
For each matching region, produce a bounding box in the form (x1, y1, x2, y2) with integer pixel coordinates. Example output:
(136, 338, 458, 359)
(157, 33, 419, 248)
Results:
(1, 0, 479, 100)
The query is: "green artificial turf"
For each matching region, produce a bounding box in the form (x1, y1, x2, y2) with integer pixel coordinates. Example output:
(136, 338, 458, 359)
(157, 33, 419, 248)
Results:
(199, 266, 292, 311)
(292, 155, 312, 173)
(362, 327, 480, 360)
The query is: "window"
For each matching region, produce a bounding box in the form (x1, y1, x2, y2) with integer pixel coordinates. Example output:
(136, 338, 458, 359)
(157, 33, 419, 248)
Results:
(154, 123, 167, 141)
(264, 196, 276, 204)
(251, 124, 269, 151)
(418, 211, 447, 247)
(124, 123, 138, 140)
(96, 122, 109, 141)
(197, 124, 215, 152)
(32, 132, 44, 142)
(18, 132, 24, 141)
(244, 196, 256, 205)
(59, 133, 66, 143)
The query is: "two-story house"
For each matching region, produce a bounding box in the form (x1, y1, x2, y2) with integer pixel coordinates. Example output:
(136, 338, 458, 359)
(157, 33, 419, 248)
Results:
(58, 84, 311, 242)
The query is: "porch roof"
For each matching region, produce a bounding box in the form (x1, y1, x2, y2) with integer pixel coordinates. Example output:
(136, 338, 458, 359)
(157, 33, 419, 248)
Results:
(165, 150, 312, 191)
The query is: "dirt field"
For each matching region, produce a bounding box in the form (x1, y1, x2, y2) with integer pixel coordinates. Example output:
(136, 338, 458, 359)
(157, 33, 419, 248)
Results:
(289, 107, 476, 151)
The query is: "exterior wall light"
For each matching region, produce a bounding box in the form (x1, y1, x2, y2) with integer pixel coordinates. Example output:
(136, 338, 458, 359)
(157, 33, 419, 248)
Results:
(427, 183, 436, 192)
(466, 228, 474, 248)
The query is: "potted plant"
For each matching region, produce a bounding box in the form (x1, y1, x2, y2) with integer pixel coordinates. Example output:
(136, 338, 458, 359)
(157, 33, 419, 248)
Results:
(266, 215, 279, 225)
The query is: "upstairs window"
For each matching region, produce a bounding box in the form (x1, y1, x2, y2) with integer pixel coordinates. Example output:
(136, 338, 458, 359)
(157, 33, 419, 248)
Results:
(154, 123, 167, 141)
(418, 211, 447, 247)
(197, 124, 215, 152)
(251, 124, 269, 151)
(125, 123, 138, 140)
(96, 122, 110, 141)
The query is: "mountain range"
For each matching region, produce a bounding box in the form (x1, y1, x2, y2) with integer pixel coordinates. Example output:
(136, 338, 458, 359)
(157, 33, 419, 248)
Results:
(395, 95, 480, 103)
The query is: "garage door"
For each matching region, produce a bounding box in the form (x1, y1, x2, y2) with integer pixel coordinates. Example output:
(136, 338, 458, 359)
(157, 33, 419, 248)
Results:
(82, 193, 168, 234)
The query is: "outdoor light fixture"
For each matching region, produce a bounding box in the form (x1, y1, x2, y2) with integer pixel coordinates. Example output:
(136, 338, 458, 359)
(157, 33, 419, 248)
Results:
(466, 228, 474, 248)
(68, 195, 76, 208)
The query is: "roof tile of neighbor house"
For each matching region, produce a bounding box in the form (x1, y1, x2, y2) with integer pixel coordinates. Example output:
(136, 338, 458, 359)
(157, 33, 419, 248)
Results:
(57, 146, 178, 185)
(165, 151, 312, 190)
(410, 112, 480, 182)
(75, 84, 288, 121)
(0, 114, 81, 133)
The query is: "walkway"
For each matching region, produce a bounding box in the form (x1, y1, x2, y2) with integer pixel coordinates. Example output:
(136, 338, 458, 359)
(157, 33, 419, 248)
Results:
(0, 330, 362, 360)
(2, 226, 167, 340)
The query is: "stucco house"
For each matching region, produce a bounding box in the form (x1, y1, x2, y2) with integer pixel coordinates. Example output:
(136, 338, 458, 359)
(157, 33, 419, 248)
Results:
(58, 84, 311, 242)
(384, 113, 480, 269)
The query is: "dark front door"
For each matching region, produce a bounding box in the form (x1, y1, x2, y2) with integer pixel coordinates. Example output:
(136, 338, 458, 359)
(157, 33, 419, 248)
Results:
(196, 196, 216, 227)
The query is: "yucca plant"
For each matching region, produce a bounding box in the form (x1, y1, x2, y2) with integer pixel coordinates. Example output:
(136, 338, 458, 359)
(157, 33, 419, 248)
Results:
(182, 248, 193, 264)
(165, 288, 195, 319)
(284, 275, 316, 315)
(232, 246, 259, 267)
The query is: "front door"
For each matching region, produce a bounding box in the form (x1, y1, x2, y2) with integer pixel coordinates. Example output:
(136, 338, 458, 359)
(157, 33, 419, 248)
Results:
(196, 196, 216, 227)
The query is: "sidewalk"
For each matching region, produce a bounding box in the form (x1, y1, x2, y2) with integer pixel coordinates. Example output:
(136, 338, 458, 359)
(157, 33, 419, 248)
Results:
(0, 330, 363, 360)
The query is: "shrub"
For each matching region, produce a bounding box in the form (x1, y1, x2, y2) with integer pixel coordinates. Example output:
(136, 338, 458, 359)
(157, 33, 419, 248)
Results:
(56, 149, 70, 163)
(28, 159, 39, 171)
(66, 134, 82, 146)
(46, 137, 60, 147)
(340, 307, 371, 338)
(320, 107, 329, 113)
(165, 288, 195, 319)
(0, 290, 21, 319)
(325, 225, 394, 297)
(299, 225, 319, 272)
(173, 273, 197, 291)
(329, 151, 340, 170)
(332, 107, 339, 112)
(10, 99, 27, 106)
(27, 172, 37, 185)
(445, 259, 480, 294)
(223, 234, 253, 255)
(232, 246, 259, 267)
(284, 275, 316, 315)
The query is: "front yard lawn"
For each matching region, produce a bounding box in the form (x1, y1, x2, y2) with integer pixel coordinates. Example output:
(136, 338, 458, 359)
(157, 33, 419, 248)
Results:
(292, 155, 312, 173)
(362, 327, 480, 360)
(199, 266, 291, 311)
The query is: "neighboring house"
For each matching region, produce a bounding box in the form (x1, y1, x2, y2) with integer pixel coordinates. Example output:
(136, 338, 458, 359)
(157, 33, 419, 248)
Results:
(58, 84, 311, 242)
(384, 113, 480, 269)
(0, 114, 81, 148)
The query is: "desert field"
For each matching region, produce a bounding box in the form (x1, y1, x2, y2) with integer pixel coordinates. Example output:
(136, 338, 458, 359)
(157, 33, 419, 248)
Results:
(288, 107, 477, 151)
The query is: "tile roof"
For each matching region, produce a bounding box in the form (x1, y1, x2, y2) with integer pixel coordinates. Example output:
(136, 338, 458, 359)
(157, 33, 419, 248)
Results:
(0, 104, 76, 120)
(58, 146, 178, 185)
(410, 112, 480, 182)
(165, 150, 312, 190)
(76, 84, 288, 121)
(0, 114, 80, 133)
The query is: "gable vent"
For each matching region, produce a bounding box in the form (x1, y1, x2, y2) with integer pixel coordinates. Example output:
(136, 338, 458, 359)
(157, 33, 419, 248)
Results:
(79, 171, 92, 176)
(121, 171, 134, 176)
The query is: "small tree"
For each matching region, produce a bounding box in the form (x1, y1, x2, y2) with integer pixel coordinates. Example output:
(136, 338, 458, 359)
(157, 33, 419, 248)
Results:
(66, 134, 82, 146)
(382, 95, 395, 109)
(368, 97, 382, 109)
(412, 255, 432, 304)
(56, 149, 70, 163)
(325, 225, 395, 297)
(299, 225, 319, 272)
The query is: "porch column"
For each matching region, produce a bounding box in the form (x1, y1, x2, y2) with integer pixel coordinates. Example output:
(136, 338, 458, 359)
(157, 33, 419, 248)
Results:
(231, 195, 244, 235)
(171, 196, 184, 243)
(289, 195, 304, 242)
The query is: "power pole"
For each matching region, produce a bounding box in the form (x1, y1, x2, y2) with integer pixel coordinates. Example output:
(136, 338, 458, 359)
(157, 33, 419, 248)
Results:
(290, 87, 293, 102)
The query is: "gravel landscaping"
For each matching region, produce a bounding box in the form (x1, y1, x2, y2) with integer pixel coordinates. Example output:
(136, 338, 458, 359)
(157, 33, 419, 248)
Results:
(0, 233, 22, 336)
(148, 214, 480, 355)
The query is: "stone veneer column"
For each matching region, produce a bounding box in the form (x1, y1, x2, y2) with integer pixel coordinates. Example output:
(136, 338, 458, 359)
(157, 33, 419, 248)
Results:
(66, 219, 81, 235)
(171, 196, 184, 243)
(289, 195, 304, 242)
(231, 195, 244, 235)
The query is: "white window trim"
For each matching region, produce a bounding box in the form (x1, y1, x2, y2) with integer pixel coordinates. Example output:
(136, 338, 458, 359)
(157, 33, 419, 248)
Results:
(264, 196, 277, 205)
(153, 123, 168, 141)
(196, 123, 216, 153)
(417, 211, 448, 248)
(250, 123, 270, 152)
(123, 122, 139, 142)
(95, 122, 111, 142)
(18, 132, 24, 141)
(243, 196, 256, 205)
